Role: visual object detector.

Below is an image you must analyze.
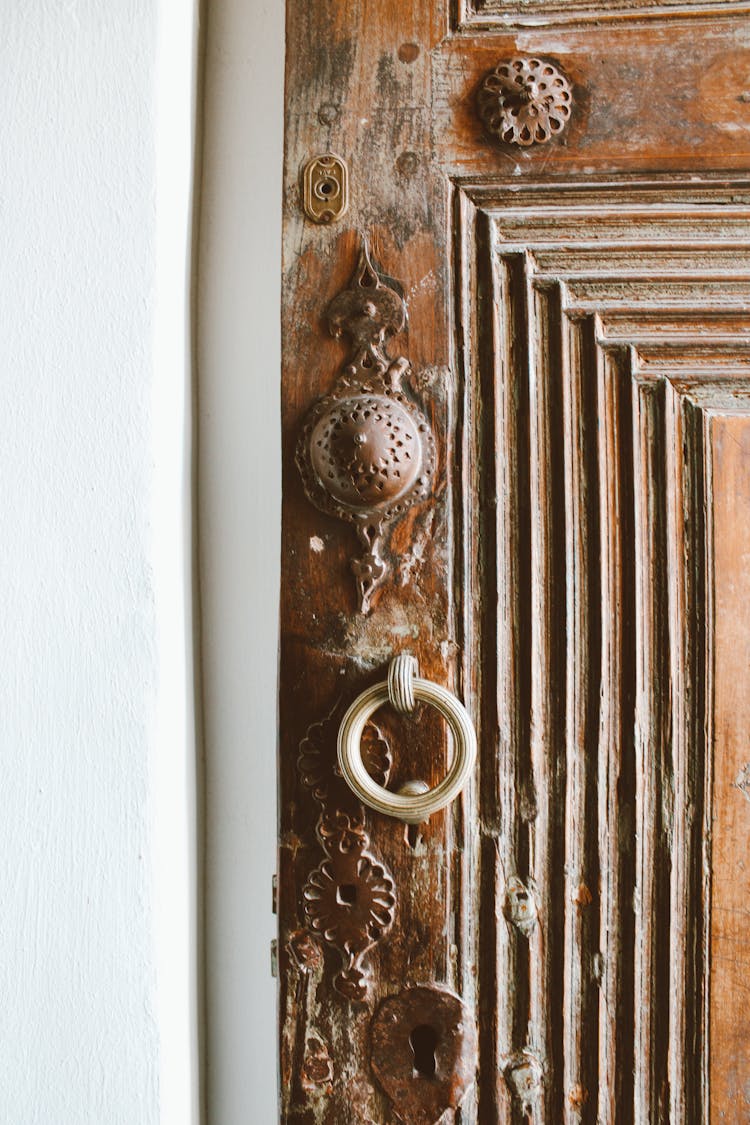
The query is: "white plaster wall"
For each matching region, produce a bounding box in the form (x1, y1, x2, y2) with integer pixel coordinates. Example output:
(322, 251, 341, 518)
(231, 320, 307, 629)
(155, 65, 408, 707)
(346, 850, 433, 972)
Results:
(0, 3, 199, 1122)
(197, 0, 284, 1121)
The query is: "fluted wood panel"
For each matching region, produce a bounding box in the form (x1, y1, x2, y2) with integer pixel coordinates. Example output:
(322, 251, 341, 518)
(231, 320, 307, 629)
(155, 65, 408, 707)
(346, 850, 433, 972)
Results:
(456, 178, 750, 1123)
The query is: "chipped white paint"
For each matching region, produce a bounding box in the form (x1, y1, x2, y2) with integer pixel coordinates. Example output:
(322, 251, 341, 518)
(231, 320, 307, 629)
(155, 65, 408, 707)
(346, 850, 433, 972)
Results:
(0, 2, 199, 1122)
(408, 270, 437, 298)
(733, 762, 750, 802)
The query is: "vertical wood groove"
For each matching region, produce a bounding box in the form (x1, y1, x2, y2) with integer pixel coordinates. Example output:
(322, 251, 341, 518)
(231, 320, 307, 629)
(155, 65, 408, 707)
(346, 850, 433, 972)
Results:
(491, 242, 533, 1125)
(633, 373, 672, 1123)
(528, 278, 567, 1125)
(453, 183, 480, 1125)
(562, 314, 602, 1123)
(472, 221, 535, 1122)
(474, 208, 504, 1124)
(665, 386, 709, 1123)
(596, 345, 637, 1125)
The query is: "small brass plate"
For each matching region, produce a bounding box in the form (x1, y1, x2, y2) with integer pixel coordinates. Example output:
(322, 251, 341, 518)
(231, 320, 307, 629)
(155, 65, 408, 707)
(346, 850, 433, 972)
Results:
(303, 153, 349, 224)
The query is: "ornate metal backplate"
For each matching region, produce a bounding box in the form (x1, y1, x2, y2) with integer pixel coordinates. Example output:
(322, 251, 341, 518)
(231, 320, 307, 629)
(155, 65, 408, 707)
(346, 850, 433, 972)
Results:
(298, 703, 396, 1001)
(296, 239, 436, 613)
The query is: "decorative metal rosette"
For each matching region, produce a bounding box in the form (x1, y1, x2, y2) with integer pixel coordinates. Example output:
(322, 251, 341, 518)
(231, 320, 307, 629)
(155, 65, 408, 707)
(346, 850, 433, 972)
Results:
(300, 389, 434, 523)
(478, 57, 572, 147)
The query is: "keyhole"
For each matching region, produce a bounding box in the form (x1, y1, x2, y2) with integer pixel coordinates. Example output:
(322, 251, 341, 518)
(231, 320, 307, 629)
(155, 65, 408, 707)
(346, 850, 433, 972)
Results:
(336, 883, 357, 905)
(409, 1024, 438, 1078)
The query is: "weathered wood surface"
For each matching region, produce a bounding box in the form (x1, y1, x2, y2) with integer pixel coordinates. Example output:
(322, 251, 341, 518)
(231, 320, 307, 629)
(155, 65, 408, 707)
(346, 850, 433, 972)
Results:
(709, 418, 750, 1122)
(279, 8, 454, 1124)
(279, 2, 750, 1121)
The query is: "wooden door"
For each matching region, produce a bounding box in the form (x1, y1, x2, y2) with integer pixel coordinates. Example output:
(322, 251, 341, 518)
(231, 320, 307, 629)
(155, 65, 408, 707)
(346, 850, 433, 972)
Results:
(277, 2, 750, 1121)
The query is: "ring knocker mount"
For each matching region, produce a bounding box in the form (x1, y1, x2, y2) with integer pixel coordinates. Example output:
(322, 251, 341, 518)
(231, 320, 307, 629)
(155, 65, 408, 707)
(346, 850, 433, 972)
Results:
(337, 654, 477, 824)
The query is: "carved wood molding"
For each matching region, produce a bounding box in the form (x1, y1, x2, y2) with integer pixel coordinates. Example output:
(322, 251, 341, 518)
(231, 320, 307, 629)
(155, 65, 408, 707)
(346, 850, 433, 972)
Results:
(456, 178, 750, 1121)
(457, 0, 750, 30)
(295, 239, 437, 613)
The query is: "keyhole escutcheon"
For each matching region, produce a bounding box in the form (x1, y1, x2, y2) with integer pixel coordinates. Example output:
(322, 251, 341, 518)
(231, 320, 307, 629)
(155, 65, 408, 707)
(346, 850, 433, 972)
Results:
(370, 985, 478, 1124)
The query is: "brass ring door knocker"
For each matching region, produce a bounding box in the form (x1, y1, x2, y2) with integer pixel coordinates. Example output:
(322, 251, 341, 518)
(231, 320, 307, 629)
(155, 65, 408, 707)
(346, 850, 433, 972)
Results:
(337, 654, 477, 824)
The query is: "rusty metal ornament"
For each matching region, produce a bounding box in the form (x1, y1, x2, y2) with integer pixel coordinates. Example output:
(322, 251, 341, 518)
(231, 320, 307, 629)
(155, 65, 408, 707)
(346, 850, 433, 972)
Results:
(296, 239, 436, 613)
(370, 986, 478, 1125)
(298, 703, 396, 1001)
(478, 57, 572, 146)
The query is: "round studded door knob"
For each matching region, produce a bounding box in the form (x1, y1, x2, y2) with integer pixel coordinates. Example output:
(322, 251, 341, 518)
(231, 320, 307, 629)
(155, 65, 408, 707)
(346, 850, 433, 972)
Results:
(309, 393, 426, 509)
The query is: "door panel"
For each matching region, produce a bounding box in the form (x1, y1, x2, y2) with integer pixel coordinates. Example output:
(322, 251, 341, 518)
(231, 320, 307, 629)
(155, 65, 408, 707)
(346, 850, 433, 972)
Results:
(457, 179, 750, 1121)
(279, 2, 750, 1121)
(459, 0, 750, 29)
(437, 26, 750, 175)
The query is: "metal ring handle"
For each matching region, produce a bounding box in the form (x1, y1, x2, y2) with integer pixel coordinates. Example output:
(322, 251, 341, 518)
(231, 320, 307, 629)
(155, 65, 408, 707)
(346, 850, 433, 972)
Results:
(337, 661, 477, 824)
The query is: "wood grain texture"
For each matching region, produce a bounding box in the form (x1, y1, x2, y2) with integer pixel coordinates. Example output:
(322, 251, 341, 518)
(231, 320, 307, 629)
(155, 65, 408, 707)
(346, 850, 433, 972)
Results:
(279, 5, 455, 1122)
(709, 416, 750, 1123)
(281, 2, 750, 1120)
